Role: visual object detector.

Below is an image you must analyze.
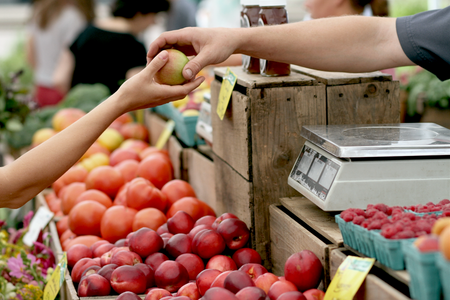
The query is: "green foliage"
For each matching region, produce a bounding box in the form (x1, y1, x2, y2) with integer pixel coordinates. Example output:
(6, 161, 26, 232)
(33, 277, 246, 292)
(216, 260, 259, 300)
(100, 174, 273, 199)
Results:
(402, 69, 450, 116)
(390, 0, 428, 17)
(59, 83, 110, 112)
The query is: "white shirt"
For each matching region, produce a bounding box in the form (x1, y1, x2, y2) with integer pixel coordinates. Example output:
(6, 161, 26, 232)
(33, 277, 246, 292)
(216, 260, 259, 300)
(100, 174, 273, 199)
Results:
(29, 5, 87, 87)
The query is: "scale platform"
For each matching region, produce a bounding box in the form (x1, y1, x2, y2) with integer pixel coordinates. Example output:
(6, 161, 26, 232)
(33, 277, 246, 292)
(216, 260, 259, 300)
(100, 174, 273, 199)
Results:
(288, 123, 450, 211)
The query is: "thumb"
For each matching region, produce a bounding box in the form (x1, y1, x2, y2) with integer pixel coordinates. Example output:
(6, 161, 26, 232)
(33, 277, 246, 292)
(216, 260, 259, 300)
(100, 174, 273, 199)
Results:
(145, 50, 169, 76)
(182, 54, 210, 81)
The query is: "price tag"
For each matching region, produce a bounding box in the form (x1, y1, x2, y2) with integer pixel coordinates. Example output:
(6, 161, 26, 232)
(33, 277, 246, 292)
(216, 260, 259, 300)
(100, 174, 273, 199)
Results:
(23, 206, 54, 247)
(155, 119, 175, 149)
(324, 256, 375, 300)
(216, 68, 237, 120)
(43, 252, 67, 300)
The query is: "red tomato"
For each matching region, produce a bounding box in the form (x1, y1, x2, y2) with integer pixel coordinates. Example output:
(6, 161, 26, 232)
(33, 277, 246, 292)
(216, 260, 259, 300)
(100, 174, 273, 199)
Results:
(100, 206, 138, 243)
(69, 200, 107, 236)
(161, 179, 197, 209)
(136, 155, 173, 189)
(126, 177, 167, 211)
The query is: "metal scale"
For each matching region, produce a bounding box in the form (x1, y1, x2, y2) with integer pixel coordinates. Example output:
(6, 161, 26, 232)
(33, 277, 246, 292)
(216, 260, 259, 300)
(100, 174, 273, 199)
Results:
(288, 123, 450, 211)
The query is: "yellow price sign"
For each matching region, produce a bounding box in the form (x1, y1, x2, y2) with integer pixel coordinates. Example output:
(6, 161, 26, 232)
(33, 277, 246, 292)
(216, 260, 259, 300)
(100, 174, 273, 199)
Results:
(324, 256, 375, 300)
(216, 68, 237, 120)
(43, 252, 67, 300)
(155, 119, 175, 150)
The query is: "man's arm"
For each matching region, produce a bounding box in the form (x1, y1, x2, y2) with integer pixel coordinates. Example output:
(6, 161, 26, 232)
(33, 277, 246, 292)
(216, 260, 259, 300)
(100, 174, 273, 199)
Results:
(147, 16, 414, 81)
(0, 51, 204, 209)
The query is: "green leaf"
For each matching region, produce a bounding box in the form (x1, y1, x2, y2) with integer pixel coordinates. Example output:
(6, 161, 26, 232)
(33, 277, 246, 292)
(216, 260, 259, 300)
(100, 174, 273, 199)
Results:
(6, 118, 23, 132)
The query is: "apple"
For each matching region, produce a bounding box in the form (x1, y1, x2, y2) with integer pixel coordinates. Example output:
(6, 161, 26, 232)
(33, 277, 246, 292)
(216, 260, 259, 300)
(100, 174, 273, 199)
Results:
(119, 122, 149, 141)
(232, 248, 262, 268)
(194, 215, 216, 227)
(167, 211, 195, 234)
(235, 286, 266, 300)
(71, 258, 101, 283)
(90, 240, 110, 253)
(203, 287, 239, 300)
(144, 288, 172, 300)
(93, 243, 116, 258)
(192, 229, 226, 259)
(210, 271, 232, 288)
(110, 265, 147, 294)
(135, 263, 155, 288)
(212, 213, 239, 230)
(81, 265, 101, 278)
(413, 234, 440, 252)
(166, 234, 192, 258)
(154, 49, 190, 85)
(223, 270, 255, 294)
(129, 227, 164, 258)
(206, 255, 237, 272)
(78, 274, 111, 296)
(303, 289, 325, 300)
(284, 250, 323, 292)
(239, 263, 268, 282)
(277, 291, 307, 300)
(175, 253, 205, 280)
(111, 250, 143, 266)
(196, 269, 222, 296)
(116, 291, 142, 300)
(267, 280, 298, 300)
(97, 264, 119, 282)
(109, 148, 140, 166)
(145, 252, 169, 271)
(67, 244, 93, 268)
(157, 223, 170, 235)
(155, 260, 190, 293)
(100, 249, 115, 267)
(255, 272, 279, 294)
(188, 224, 212, 240)
(177, 281, 201, 299)
(115, 239, 127, 247)
(217, 218, 250, 250)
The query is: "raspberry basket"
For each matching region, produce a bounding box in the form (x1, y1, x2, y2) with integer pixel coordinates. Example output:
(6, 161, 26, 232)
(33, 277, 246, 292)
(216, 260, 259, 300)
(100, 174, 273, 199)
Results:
(437, 253, 450, 300)
(403, 241, 441, 300)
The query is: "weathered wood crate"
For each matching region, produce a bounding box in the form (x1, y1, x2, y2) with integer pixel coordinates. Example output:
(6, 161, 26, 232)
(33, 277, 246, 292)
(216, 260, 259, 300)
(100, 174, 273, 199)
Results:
(211, 66, 400, 266)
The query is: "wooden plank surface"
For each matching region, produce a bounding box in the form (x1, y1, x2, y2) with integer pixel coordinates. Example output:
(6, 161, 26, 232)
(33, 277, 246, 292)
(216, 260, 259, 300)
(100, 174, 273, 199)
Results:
(183, 148, 216, 212)
(167, 136, 183, 180)
(145, 110, 168, 148)
(280, 197, 343, 246)
(291, 65, 392, 86)
(214, 155, 253, 241)
(251, 84, 327, 265)
(211, 80, 251, 180)
(327, 81, 400, 125)
(270, 205, 336, 288)
(214, 66, 316, 89)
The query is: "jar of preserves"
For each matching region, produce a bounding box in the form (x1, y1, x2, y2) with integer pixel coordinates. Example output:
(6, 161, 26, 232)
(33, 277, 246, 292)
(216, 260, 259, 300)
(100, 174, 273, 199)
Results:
(258, 0, 290, 76)
(240, 0, 261, 74)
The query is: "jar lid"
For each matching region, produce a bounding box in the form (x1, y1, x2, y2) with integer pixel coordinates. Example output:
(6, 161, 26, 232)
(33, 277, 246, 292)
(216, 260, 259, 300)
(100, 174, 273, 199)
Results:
(240, 0, 260, 5)
(259, 0, 286, 6)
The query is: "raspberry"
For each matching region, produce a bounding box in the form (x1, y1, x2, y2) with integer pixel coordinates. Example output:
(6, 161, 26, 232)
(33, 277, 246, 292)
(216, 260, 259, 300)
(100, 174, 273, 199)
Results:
(353, 209, 366, 217)
(352, 215, 365, 225)
(413, 220, 432, 233)
(361, 220, 370, 228)
(367, 220, 383, 230)
(366, 204, 374, 211)
(391, 208, 404, 216)
(439, 199, 450, 205)
(381, 225, 397, 239)
(415, 231, 427, 237)
(431, 206, 442, 212)
(374, 203, 388, 214)
(404, 213, 417, 221)
(365, 209, 379, 218)
(386, 206, 393, 216)
(373, 211, 388, 220)
(381, 222, 392, 230)
(443, 211, 450, 217)
(341, 212, 356, 222)
(426, 201, 435, 206)
(396, 230, 415, 239)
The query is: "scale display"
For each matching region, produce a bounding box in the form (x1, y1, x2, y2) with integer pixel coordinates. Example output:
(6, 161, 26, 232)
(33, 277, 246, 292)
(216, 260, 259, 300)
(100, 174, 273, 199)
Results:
(288, 123, 450, 211)
(290, 145, 340, 201)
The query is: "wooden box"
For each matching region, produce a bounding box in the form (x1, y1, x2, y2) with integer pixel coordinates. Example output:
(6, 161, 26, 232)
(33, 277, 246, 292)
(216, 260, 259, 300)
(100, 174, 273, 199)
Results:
(211, 66, 399, 266)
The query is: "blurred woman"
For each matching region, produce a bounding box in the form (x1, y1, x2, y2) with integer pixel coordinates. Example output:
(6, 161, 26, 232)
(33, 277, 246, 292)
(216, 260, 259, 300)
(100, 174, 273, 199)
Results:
(304, 0, 374, 19)
(26, 0, 95, 107)
(53, 0, 170, 95)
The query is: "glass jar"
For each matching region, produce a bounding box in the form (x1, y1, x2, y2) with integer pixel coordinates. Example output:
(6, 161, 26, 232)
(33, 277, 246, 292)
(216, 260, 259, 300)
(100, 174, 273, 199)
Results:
(240, 0, 261, 74)
(258, 0, 290, 76)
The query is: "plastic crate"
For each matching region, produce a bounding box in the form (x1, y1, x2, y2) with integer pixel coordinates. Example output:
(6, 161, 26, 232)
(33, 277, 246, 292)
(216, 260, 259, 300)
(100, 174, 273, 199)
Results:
(437, 253, 450, 300)
(353, 225, 377, 259)
(372, 231, 416, 270)
(152, 103, 174, 119)
(402, 241, 441, 300)
(403, 209, 443, 217)
(335, 215, 359, 251)
(171, 108, 204, 147)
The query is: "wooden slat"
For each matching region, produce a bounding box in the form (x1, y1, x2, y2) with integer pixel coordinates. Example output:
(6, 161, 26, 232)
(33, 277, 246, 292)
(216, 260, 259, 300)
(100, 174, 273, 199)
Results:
(280, 197, 343, 246)
(183, 148, 216, 212)
(327, 81, 401, 125)
(269, 205, 336, 288)
(214, 66, 316, 89)
(145, 110, 168, 148)
(291, 65, 392, 85)
(211, 80, 251, 180)
(251, 84, 327, 264)
(167, 136, 183, 180)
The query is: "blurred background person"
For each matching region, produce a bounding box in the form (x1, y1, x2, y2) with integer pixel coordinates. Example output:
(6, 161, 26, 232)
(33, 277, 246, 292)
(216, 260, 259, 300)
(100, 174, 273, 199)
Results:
(26, 0, 95, 107)
(53, 0, 170, 95)
(303, 0, 375, 20)
(166, 0, 197, 31)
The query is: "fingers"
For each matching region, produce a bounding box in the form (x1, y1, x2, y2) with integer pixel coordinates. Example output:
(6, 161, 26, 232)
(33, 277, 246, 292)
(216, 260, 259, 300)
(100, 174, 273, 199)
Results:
(145, 50, 169, 74)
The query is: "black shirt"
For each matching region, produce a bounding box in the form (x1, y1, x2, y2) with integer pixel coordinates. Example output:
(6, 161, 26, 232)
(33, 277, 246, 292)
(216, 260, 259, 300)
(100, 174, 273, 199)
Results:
(70, 25, 148, 93)
(396, 6, 450, 81)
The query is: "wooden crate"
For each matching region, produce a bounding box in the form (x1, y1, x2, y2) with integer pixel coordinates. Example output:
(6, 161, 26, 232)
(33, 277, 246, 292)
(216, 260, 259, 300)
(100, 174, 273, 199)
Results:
(211, 66, 400, 266)
(269, 204, 340, 288)
(329, 248, 411, 300)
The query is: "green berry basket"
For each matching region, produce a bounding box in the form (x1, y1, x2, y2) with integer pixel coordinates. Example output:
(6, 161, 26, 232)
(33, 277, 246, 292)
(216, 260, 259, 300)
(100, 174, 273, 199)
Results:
(402, 241, 441, 300)
(372, 231, 416, 270)
(353, 225, 378, 259)
(335, 215, 359, 252)
(437, 253, 450, 300)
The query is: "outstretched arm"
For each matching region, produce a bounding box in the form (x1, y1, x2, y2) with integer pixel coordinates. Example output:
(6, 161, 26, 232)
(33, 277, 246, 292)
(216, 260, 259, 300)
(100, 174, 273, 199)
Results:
(0, 50, 204, 209)
(147, 16, 414, 81)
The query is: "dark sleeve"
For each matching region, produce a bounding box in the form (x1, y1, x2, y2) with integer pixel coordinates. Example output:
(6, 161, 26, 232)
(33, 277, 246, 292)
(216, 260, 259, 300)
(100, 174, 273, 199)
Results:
(396, 6, 450, 81)
(125, 39, 148, 69)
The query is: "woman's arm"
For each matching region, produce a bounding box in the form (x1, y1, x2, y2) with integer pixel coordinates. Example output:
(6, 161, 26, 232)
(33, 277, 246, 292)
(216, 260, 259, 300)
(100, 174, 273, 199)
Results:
(53, 48, 76, 94)
(0, 50, 204, 209)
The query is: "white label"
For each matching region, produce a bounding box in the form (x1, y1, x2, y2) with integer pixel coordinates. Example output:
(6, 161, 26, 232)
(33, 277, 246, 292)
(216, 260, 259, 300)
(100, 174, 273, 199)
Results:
(308, 158, 326, 182)
(299, 151, 315, 174)
(23, 206, 54, 247)
(319, 164, 338, 190)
